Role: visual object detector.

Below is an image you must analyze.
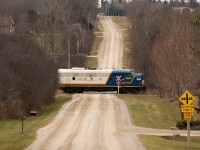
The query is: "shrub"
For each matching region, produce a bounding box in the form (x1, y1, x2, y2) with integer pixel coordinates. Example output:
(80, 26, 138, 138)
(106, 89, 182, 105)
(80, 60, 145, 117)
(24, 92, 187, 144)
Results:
(176, 120, 200, 129)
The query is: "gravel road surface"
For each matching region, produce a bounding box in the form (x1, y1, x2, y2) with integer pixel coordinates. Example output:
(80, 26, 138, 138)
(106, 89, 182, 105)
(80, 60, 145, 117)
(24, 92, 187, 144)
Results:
(26, 94, 145, 150)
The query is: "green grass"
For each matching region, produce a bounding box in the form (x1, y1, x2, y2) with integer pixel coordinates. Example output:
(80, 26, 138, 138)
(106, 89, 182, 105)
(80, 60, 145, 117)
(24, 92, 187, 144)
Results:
(95, 32, 103, 37)
(86, 57, 98, 68)
(91, 36, 103, 56)
(140, 135, 200, 150)
(117, 95, 181, 129)
(0, 95, 72, 150)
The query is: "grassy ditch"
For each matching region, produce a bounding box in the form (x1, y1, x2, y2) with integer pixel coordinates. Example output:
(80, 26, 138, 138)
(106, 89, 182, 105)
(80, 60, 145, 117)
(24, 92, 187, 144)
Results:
(0, 95, 72, 150)
(139, 135, 200, 150)
(117, 94, 181, 129)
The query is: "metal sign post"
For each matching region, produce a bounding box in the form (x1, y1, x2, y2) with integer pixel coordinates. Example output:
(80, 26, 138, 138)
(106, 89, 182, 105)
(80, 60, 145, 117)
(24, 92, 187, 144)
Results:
(117, 81, 120, 94)
(179, 90, 195, 149)
(116, 76, 121, 94)
(187, 120, 191, 148)
(118, 84, 119, 94)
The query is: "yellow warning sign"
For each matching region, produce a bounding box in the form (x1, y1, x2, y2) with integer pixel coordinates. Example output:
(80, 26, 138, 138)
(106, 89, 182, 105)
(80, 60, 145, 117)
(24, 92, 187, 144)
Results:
(184, 113, 192, 120)
(181, 105, 194, 113)
(179, 90, 195, 105)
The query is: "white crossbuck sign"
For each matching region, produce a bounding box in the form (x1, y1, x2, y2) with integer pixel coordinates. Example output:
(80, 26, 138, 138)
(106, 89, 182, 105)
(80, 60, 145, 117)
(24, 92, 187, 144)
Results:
(116, 76, 121, 82)
(116, 76, 121, 86)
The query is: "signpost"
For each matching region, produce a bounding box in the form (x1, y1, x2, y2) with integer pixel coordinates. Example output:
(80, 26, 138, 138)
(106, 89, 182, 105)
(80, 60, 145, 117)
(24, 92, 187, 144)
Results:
(116, 76, 121, 94)
(179, 90, 195, 148)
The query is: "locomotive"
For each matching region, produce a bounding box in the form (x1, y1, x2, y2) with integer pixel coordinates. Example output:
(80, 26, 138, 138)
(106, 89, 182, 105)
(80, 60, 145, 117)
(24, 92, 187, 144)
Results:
(58, 68, 146, 94)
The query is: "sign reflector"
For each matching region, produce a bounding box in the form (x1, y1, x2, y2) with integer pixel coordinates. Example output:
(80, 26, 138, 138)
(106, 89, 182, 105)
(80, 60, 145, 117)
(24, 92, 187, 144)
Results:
(116, 76, 121, 82)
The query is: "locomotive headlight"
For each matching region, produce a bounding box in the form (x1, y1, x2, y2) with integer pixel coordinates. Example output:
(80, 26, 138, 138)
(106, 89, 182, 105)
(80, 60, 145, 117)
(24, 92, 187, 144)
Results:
(136, 78, 141, 81)
(142, 80, 145, 85)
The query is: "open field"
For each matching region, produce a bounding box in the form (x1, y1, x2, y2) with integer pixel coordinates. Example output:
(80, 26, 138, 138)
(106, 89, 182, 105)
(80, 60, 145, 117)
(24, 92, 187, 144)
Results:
(0, 95, 72, 150)
(118, 94, 181, 129)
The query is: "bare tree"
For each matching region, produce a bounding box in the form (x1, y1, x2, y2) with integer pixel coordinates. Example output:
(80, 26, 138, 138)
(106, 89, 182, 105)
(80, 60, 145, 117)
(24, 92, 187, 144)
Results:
(0, 0, 99, 119)
(192, 9, 200, 60)
(127, 1, 165, 83)
(152, 23, 199, 94)
(127, 0, 200, 96)
(0, 35, 58, 118)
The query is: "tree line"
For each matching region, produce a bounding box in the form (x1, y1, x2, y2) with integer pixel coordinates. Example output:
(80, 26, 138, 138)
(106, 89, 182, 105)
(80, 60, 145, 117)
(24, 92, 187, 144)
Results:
(101, 0, 127, 16)
(126, 0, 200, 97)
(101, 0, 200, 17)
(0, 0, 98, 119)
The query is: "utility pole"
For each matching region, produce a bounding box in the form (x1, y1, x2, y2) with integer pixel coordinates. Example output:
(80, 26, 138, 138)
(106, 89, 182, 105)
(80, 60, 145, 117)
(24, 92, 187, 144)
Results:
(77, 36, 79, 55)
(187, 120, 191, 148)
(68, 39, 70, 69)
(21, 114, 24, 134)
(74, 33, 79, 55)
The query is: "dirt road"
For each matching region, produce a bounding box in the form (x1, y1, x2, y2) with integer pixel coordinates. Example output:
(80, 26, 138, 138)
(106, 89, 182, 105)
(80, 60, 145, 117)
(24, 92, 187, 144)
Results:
(26, 16, 146, 150)
(98, 16, 123, 69)
(26, 94, 146, 150)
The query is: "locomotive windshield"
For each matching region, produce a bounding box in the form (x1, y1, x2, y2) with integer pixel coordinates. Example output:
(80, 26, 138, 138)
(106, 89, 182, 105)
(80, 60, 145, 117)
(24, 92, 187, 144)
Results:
(131, 70, 137, 77)
(125, 73, 132, 79)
